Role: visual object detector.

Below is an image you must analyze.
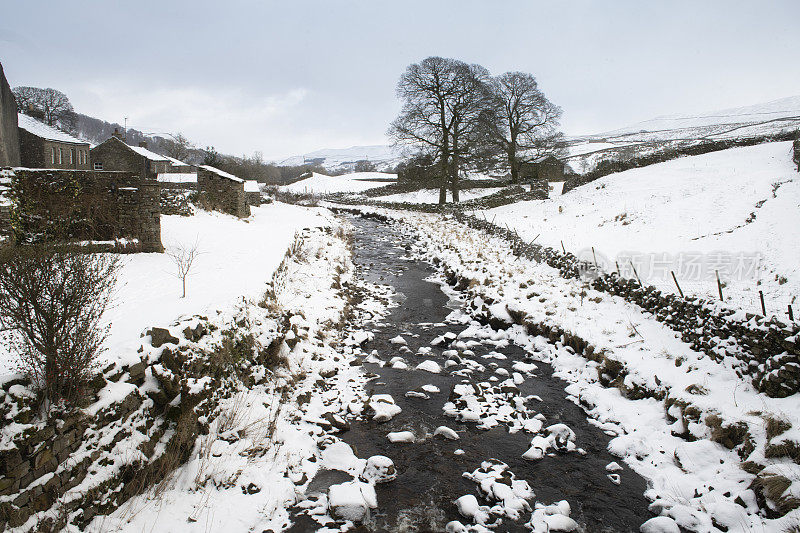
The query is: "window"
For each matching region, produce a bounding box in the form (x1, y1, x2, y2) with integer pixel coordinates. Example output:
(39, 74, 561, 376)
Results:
(58, 148, 62, 165)
(70, 148, 74, 164)
(94, 162, 103, 170)
(51, 147, 55, 165)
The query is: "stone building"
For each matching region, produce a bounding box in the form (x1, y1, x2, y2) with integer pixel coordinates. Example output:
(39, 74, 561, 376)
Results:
(90, 134, 170, 178)
(521, 156, 566, 182)
(17, 114, 91, 170)
(197, 165, 249, 217)
(10, 168, 163, 252)
(164, 155, 197, 173)
(244, 180, 262, 206)
(0, 61, 20, 167)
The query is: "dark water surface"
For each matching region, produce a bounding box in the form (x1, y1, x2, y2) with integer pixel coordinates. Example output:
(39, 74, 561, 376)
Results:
(289, 215, 653, 532)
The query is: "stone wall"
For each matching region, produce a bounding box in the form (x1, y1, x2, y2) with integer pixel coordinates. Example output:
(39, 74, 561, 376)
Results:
(450, 211, 800, 398)
(197, 168, 249, 218)
(793, 139, 800, 171)
(246, 190, 262, 206)
(0, 62, 20, 167)
(11, 169, 163, 252)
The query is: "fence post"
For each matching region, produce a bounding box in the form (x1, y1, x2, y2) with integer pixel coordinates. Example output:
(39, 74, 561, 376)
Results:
(671, 271, 684, 298)
(561, 240, 566, 254)
(759, 290, 766, 316)
(630, 261, 643, 287)
(715, 270, 724, 302)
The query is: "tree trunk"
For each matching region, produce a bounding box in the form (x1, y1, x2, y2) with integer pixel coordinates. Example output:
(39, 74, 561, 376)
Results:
(450, 147, 460, 203)
(509, 136, 519, 184)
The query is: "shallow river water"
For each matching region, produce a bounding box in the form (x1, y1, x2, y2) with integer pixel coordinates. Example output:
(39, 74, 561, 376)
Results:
(290, 215, 653, 532)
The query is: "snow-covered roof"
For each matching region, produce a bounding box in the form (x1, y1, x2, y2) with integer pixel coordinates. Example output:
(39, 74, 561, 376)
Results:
(157, 173, 197, 183)
(164, 155, 191, 167)
(127, 143, 170, 162)
(244, 180, 260, 192)
(199, 165, 244, 183)
(17, 113, 87, 145)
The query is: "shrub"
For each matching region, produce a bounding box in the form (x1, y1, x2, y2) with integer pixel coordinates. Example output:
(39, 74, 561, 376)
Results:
(0, 244, 120, 406)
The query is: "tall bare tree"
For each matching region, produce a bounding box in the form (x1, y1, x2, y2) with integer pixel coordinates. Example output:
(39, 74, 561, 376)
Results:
(446, 63, 492, 202)
(389, 57, 457, 204)
(13, 86, 77, 130)
(482, 72, 564, 183)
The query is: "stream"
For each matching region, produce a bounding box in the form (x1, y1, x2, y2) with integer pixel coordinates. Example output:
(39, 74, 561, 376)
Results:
(289, 214, 653, 532)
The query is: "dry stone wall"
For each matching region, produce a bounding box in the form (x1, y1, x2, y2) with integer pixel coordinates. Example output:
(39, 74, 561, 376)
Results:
(11, 169, 163, 252)
(450, 211, 800, 398)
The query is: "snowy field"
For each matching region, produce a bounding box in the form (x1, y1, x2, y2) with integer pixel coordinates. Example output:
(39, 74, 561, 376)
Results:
(280, 171, 396, 195)
(0, 203, 334, 375)
(486, 141, 800, 316)
(376, 187, 504, 204)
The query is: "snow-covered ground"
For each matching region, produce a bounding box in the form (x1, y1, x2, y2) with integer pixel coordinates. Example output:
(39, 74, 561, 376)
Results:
(0, 203, 334, 375)
(84, 218, 380, 533)
(375, 187, 504, 204)
(485, 141, 800, 317)
(280, 171, 396, 195)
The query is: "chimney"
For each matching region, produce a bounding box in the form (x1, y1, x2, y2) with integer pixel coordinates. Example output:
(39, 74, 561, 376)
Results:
(112, 128, 123, 139)
(139, 141, 147, 149)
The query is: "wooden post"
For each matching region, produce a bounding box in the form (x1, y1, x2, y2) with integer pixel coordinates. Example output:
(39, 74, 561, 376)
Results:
(591, 246, 598, 269)
(560, 240, 566, 254)
(759, 290, 766, 316)
(716, 270, 724, 302)
(630, 261, 643, 287)
(615, 260, 620, 275)
(788, 304, 794, 321)
(671, 271, 684, 298)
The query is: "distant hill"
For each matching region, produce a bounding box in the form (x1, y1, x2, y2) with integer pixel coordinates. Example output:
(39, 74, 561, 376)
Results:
(278, 144, 404, 172)
(564, 95, 800, 173)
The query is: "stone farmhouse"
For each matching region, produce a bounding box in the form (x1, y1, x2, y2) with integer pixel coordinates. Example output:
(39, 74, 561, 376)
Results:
(90, 134, 170, 177)
(197, 165, 249, 218)
(17, 113, 91, 170)
(521, 155, 566, 182)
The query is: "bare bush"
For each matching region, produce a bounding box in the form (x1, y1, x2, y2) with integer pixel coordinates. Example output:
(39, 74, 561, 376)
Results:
(0, 244, 120, 405)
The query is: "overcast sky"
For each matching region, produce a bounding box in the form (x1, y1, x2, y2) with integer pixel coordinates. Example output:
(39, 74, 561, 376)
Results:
(2, 0, 799, 160)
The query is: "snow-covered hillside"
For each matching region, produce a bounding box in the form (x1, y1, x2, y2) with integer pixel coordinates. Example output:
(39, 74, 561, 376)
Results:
(279, 145, 404, 172)
(280, 171, 396, 195)
(487, 141, 800, 316)
(600, 95, 800, 137)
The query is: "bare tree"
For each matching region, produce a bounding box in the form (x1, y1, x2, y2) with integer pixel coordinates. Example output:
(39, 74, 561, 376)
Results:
(388, 57, 460, 204)
(354, 159, 376, 172)
(388, 57, 493, 203)
(165, 132, 193, 161)
(0, 245, 120, 405)
(13, 86, 77, 130)
(482, 72, 565, 183)
(168, 241, 201, 298)
(446, 63, 493, 201)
